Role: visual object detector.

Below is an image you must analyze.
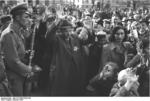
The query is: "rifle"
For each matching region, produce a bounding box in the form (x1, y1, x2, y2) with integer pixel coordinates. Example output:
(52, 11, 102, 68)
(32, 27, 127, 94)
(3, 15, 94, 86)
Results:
(24, 21, 42, 96)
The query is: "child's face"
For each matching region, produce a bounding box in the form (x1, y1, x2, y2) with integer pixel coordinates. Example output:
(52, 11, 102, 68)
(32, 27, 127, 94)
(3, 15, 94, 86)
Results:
(101, 64, 116, 80)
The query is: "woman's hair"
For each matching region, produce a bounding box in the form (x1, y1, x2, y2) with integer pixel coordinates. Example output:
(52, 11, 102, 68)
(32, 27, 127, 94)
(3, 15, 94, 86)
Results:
(109, 26, 128, 42)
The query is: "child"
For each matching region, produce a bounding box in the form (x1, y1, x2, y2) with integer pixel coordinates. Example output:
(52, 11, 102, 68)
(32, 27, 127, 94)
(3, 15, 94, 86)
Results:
(109, 68, 139, 96)
(86, 62, 119, 96)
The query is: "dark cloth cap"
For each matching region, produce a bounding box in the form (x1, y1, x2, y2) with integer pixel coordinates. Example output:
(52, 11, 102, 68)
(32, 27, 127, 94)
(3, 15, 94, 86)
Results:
(10, 3, 28, 16)
(0, 15, 11, 24)
(58, 19, 73, 29)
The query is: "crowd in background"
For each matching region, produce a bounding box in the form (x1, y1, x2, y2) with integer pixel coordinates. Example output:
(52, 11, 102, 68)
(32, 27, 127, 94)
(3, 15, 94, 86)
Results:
(0, 2, 150, 96)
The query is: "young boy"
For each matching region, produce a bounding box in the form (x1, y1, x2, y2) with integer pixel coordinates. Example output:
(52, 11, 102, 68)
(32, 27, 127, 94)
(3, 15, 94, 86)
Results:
(86, 62, 119, 96)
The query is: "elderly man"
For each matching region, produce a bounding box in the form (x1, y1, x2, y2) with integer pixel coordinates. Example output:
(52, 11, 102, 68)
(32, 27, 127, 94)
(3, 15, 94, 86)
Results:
(0, 3, 33, 96)
(45, 18, 87, 96)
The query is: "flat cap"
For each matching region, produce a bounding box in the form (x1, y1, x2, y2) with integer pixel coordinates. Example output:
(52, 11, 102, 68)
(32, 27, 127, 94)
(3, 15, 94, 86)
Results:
(10, 3, 28, 16)
(57, 19, 73, 29)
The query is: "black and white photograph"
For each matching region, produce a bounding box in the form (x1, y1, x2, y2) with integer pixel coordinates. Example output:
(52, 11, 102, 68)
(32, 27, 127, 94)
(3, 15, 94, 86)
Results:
(0, 0, 150, 99)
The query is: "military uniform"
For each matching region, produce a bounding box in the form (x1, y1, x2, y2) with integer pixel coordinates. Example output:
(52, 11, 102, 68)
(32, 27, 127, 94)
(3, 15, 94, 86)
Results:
(0, 43, 12, 96)
(0, 3, 32, 96)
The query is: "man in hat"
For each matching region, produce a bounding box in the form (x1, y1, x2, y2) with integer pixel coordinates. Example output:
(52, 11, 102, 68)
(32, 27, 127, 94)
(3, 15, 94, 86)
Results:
(32, 8, 57, 94)
(45, 18, 87, 96)
(103, 19, 111, 34)
(127, 16, 135, 31)
(79, 16, 100, 83)
(79, 16, 95, 45)
(111, 16, 121, 28)
(0, 3, 33, 96)
(138, 19, 150, 41)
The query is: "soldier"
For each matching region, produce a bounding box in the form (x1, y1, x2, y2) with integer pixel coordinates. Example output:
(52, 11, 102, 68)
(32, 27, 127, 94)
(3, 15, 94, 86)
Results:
(0, 3, 33, 96)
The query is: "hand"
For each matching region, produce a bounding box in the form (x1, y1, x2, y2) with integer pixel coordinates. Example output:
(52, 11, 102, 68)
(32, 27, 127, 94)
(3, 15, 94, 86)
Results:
(29, 50, 35, 58)
(28, 65, 32, 70)
(78, 32, 88, 40)
(123, 41, 133, 49)
(124, 75, 139, 91)
(25, 71, 34, 78)
(55, 15, 61, 25)
(130, 81, 139, 93)
(32, 65, 42, 72)
(29, 72, 34, 77)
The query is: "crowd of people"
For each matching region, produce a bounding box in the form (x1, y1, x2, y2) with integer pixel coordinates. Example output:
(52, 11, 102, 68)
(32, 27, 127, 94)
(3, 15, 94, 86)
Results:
(0, 2, 150, 97)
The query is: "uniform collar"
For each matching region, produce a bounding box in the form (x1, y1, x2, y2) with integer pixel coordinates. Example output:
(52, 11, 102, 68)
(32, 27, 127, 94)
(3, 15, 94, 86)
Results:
(9, 21, 25, 41)
(10, 21, 23, 35)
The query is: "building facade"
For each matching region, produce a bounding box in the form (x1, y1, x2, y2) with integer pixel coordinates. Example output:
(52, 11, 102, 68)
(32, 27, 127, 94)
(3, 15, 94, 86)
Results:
(2, 0, 150, 8)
